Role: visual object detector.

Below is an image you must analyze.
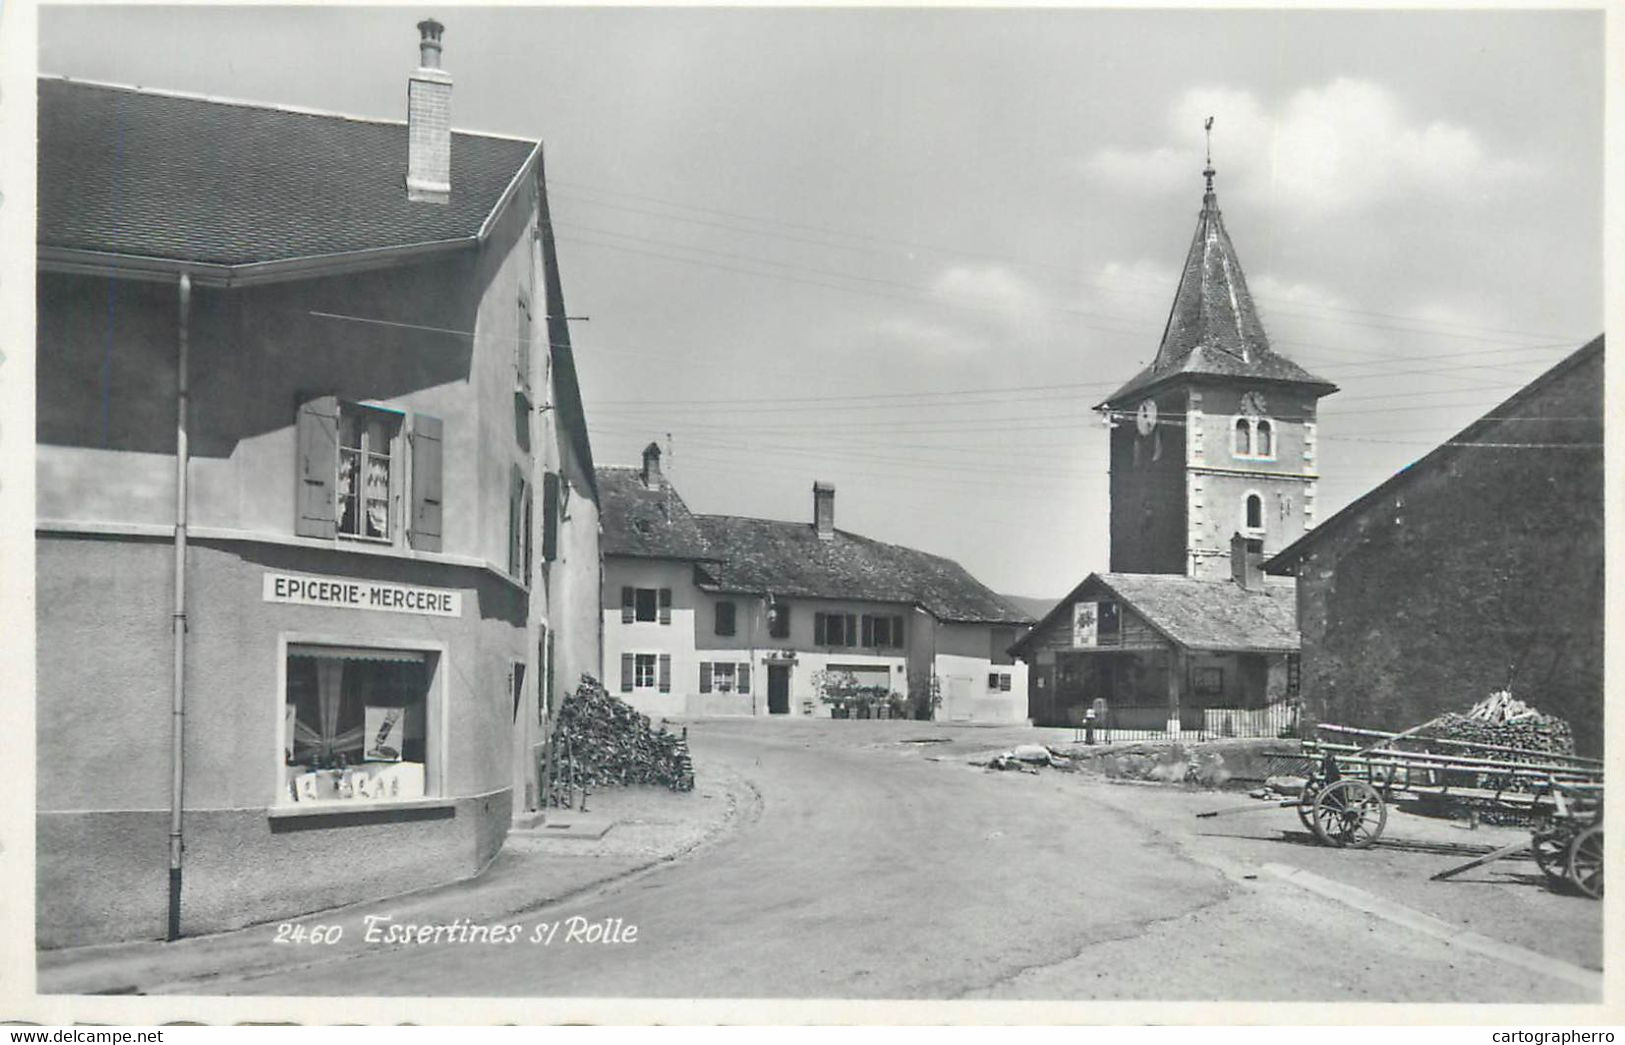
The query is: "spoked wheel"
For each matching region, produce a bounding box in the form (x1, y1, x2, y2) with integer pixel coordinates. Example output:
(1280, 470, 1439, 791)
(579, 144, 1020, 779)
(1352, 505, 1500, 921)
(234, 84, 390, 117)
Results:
(1296, 783, 1320, 834)
(1530, 827, 1571, 883)
(1311, 779, 1387, 849)
(1566, 825, 1603, 900)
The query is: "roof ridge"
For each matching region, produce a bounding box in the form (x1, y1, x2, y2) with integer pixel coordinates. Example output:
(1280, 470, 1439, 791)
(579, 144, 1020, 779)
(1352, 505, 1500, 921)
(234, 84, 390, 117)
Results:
(38, 74, 539, 144)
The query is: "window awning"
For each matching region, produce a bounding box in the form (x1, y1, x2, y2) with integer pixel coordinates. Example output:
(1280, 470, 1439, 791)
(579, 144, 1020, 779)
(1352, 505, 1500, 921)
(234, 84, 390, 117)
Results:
(289, 644, 429, 664)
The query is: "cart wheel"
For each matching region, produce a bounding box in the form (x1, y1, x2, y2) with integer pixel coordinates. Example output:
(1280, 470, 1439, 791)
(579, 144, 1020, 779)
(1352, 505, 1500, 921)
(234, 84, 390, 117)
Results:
(1311, 779, 1387, 849)
(1530, 828, 1570, 883)
(1566, 825, 1603, 900)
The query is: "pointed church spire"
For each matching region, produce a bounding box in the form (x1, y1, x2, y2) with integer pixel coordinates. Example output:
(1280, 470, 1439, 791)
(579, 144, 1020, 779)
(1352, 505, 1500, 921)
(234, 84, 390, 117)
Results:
(1099, 123, 1336, 408)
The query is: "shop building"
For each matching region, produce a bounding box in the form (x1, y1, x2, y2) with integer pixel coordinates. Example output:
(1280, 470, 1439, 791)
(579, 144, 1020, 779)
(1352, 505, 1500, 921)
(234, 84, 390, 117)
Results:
(601, 446, 1033, 722)
(35, 21, 601, 946)
(1266, 336, 1604, 754)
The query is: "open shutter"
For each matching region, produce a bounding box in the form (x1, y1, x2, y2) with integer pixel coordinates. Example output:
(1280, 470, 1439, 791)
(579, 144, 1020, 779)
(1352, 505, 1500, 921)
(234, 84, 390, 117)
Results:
(407, 413, 443, 551)
(892, 615, 905, 649)
(814, 613, 827, 646)
(861, 615, 875, 648)
(738, 663, 751, 695)
(541, 471, 561, 562)
(516, 294, 533, 395)
(295, 395, 339, 538)
(620, 653, 634, 693)
(699, 662, 712, 694)
(523, 481, 535, 584)
(621, 587, 635, 624)
(508, 465, 524, 577)
(658, 588, 672, 625)
(658, 654, 671, 693)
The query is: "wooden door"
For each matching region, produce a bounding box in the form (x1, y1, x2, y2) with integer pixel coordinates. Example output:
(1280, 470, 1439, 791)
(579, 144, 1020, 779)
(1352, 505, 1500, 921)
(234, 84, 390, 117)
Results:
(767, 664, 791, 715)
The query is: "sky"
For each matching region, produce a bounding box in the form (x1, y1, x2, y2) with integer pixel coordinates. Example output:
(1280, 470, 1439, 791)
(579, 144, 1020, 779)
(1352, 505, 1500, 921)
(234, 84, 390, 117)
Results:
(36, 6, 1606, 597)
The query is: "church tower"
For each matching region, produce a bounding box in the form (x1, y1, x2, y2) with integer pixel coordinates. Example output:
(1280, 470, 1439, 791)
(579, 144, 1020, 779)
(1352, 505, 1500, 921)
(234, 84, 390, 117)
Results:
(1098, 149, 1338, 581)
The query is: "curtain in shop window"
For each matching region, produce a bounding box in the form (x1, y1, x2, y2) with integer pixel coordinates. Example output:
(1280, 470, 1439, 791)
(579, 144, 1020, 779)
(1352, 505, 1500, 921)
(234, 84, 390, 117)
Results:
(291, 657, 368, 762)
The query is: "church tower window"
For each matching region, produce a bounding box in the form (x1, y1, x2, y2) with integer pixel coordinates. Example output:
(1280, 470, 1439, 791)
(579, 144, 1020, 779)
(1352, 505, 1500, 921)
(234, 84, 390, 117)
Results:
(1244, 493, 1265, 534)
(1233, 418, 1251, 456)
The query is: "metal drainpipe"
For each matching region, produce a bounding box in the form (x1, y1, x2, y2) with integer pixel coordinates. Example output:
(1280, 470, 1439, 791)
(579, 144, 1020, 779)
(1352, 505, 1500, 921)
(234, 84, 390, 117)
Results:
(167, 272, 191, 941)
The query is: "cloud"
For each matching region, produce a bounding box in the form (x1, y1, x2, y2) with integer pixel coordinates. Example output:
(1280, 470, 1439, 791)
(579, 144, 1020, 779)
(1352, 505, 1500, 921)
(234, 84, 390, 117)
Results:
(1084, 78, 1532, 216)
(930, 263, 1048, 320)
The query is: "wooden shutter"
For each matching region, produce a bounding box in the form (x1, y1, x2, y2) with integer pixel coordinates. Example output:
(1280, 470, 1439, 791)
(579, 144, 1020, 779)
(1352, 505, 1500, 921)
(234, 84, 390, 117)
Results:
(738, 663, 751, 695)
(541, 471, 561, 562)
(516, 294, 533, 394)
(620, 653, 634, 692)
(508, 464, 524, 577)
(861, 615, 875, 648)
(658, 588, 672, 625)
(814, 613, 827, 646)
(658, 654, 671, 693)
(406, 413, 443, 551)
(892, 615, 905, 649)
(621, 587, 635, 624)
(699, 662, 712, 694)
(522, 482, 535, 584)
(295, 395, 339, 538)
(844, 614, 858, 647)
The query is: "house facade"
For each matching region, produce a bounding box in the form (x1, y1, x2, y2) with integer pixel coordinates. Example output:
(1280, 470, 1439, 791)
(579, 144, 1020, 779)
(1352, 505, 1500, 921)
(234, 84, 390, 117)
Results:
(35, 21, 601, 946)
(1266, 336, 1604, 755)
(601, 447, 1032, 722)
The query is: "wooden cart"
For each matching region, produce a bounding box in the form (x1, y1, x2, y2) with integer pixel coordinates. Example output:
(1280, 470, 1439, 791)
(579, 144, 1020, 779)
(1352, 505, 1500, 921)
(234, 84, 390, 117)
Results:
(1198, 722, 1604, 897)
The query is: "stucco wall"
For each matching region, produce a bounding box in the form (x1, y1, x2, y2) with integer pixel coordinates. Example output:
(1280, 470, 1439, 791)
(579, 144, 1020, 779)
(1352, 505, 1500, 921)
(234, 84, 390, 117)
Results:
(1286, 352, 1603, 753)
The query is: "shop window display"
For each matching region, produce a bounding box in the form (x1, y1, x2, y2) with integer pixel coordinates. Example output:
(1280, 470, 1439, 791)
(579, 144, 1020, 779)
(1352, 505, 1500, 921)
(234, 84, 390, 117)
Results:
(283, 645, 432, 803)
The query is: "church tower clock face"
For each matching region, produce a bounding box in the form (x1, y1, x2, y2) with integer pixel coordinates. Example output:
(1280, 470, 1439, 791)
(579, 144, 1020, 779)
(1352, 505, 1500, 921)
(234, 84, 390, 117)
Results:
(1135, 399, 1158, 436)
(1239, 390, 1267, 417)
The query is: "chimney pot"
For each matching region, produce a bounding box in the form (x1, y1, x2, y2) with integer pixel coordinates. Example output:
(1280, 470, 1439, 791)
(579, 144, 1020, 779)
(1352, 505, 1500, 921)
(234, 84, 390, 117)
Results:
(813, 482, 836, 539)
(641, 442, 663, 487)
(1230, 532, 1265, 591)
(406, 18, 452, 205)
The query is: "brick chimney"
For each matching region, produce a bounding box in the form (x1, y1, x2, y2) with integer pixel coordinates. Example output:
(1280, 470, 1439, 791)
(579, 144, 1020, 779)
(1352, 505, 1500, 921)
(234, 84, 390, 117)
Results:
(406, 18, 452, 205)
(1230, 532, 1265, 591)
(813, 482, 835, 540)
(641, 442, 663, 487)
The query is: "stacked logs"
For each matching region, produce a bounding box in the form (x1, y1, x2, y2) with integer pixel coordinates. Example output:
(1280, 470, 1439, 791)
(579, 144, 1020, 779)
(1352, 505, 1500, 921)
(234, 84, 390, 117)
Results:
(1419, 691, 1576, 757)
(545, 675, 695, 805)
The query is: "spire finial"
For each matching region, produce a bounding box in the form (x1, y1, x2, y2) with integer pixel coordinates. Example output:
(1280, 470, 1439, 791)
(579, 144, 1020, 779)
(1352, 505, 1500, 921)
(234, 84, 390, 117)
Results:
(1202, 116, 1216, 197)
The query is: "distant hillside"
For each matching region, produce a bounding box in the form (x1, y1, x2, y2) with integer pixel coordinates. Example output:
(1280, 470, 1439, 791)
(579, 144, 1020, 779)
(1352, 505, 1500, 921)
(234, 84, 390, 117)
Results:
(1000, 594, 1060, 622)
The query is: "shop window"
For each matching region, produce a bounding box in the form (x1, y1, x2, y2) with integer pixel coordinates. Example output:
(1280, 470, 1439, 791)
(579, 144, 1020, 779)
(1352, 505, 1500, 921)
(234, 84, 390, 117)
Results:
(283, 645, 432, 804)
(767, 603, 791, 640)
(815, 612, 858, 647)
(715, 601, 737, 637)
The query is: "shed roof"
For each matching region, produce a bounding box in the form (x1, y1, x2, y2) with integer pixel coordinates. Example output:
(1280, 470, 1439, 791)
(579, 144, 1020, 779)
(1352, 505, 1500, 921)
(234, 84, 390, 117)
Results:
(1012, 571, 1299, 656)
(38, 77, 536, 269)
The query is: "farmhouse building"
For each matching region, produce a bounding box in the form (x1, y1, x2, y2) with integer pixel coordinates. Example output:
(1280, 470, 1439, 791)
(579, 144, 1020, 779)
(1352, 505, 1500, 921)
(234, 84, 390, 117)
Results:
(1266, 336, 1604, 754)
(35, 21, 601, 944)
(601, 446, 1033, 722)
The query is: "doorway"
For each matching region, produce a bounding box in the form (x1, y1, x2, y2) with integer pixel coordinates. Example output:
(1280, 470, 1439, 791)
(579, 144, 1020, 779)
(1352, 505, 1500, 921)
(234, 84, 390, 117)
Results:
(767, 664, 791, 715)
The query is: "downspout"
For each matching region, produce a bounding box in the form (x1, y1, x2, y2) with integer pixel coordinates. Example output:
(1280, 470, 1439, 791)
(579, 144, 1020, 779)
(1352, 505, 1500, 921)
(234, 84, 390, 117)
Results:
(167, 272, 191, 941)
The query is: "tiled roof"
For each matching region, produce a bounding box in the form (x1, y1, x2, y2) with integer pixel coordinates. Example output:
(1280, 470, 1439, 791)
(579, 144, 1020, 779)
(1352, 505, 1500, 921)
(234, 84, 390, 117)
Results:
(597, 467, 712, 561)
(38, 77, 536, 265)
(1101, 176, 1335, 407)
(693, 515, 1034, 626)
(1099, 572, 1298, 652)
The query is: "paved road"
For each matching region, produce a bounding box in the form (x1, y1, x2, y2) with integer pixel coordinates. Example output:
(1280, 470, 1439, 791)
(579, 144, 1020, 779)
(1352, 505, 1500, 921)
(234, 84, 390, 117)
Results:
(188, 720, 1600, 1001)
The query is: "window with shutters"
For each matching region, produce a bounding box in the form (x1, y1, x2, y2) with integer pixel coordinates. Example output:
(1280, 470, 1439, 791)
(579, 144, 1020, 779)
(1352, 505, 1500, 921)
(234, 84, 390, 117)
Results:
(862, 614, 906, 649)
(509, 466, 532, 582)
(711, 663, 736, 693)
(767, 603, 791, 640)
(715, 601, 737, 637)
(541, 471, 561, 563)
(814, 612, 857, 647)
(516, 292, 534, 397)
(633, 588, 658, 622)
(634, 654, 656, 689)
(296, 398, 442, 551)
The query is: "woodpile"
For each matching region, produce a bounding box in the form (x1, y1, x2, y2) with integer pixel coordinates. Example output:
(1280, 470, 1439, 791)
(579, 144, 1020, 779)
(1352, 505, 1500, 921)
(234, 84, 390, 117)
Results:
(545, 675, 695, 806)
(1419, 690, 1576, 757)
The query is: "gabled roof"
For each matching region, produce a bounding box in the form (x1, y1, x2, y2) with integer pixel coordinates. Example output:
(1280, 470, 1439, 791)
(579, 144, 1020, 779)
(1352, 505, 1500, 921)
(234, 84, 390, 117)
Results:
(1012, 572, 1299, 656)
(1267, 334, 1605, 574)
(693, 515, 1034, 626)
(38, 77, 537, 277)
(597, 467, 713, 561)
(1100, 171, 1336, 407)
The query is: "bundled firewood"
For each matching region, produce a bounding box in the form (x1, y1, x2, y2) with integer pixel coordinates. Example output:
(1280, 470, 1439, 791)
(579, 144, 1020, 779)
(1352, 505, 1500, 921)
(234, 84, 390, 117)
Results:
(1418, 690, 1576, 757)
(546, 675, 695, 804)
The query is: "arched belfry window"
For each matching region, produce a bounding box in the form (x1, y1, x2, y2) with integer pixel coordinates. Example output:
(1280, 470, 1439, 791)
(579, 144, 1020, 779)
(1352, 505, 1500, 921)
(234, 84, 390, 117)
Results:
(1244, 493, 1264, 533)
(1256, 420, 1274, 457)
(1234, 418, 1251, 456)
(1232, 416, 1277, 461)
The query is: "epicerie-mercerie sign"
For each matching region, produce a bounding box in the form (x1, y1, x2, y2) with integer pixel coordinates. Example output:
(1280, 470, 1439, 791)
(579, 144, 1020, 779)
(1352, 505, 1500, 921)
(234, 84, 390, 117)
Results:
(263, 571, 462, 617)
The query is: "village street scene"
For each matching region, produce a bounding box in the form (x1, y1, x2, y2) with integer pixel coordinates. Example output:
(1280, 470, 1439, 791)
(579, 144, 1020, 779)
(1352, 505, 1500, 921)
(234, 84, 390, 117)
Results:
(23, 6, 1605, 1015)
